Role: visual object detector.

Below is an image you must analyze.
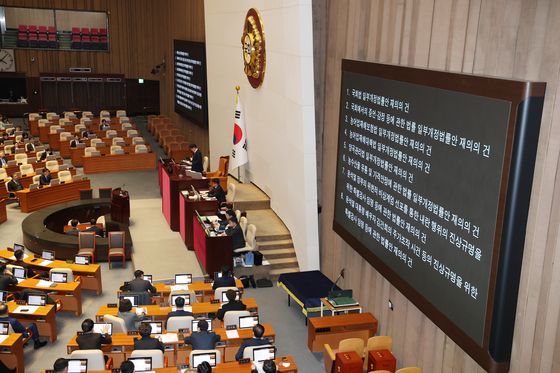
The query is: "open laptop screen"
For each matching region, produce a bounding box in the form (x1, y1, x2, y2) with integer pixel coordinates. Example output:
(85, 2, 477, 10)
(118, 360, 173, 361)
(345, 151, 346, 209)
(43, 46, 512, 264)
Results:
(13, 267, 26, 279)
(141, 321, 162, 335)
(28, 294, 46, 306)
(239, 315, 259, 329)
(93, 322, 112, 335)
(128, 357, 152, 372)
(66, 359, 88, 373)
(42, 250, 55, 260)
(50, 272, 68, 283)
(221, 290, 240, 302)
(192, 352, 217, 367)
(253, 346, 276, 362)
(175, 274, 192, 284)
(74, 255, 89, 265)
(120, 295, 139, 307)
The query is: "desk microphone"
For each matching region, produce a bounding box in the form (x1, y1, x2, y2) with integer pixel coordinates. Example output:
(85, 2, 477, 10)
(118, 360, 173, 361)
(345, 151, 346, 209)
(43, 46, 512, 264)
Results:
(329, 268, 345, 293)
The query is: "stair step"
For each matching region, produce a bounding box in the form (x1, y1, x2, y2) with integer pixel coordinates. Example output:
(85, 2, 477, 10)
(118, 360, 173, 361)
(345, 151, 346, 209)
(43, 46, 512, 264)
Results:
(234, 200, 270, 211)
(262, 248, 295, 259)
(269, 267, 300, 276)
(256, 234, 292, 242)
(257, 240, 294, 250)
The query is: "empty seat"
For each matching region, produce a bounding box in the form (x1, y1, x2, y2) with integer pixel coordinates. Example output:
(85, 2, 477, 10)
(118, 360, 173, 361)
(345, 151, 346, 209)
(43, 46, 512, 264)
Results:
(82, 111, 93, 118)
(135, 145, 148, 154)
(223, 311, 251, 328)
(49, 125, 61, 134)
(0, 169, 8, 181)
(45, 160, 59, 172)
(90, 138, 103, 147)
(110, 145, 122, 155)
(132, 137, 144, 145)
(19, 164, 34, 177)
(74, 124, 86, 133)
(112, 137, 124, 146)
(14, 153, 27, 165)
(70, 350, 107, 371)
(116, 110, 126, 117)
(58, 170, 72, 183)
(84, 147, 97, 157)
(126, 129, 138, 138)
(59, 131, 72, 141)
(100, 110, 110, 117)
(105, 130, 117, 138)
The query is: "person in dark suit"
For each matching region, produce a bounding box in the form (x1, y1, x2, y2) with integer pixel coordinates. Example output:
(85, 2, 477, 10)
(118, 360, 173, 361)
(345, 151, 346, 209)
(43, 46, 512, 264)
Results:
(212, 266, 236, 290)
(235, 324, 269, 361)
(76, 318, 112, 350)
(120, 361, 135, 373)
(167, 296, 193, 318)
(225, 216, 245, 250)
(69, 135, 81, 148)
(0, 303, 47, 349)
(208, 178, 226, 204)
(100, 119, 110, 131)
(38, 150, 48, 162)
(0, 134, 9, 145)
(14, 249, 35, 278)
(39, 168, 52, 186)
(0, 151, 8, 167)
(66, 219, 80, 236)
(197, 361, 213, 373)
(189, 144, 203, 173)
(216, 289, 246, 321)
(134, 322, 164, 352)
(124, 270, 157, 294)
(7, 173, 24, 196)
(53, 358, 69, 373)
(0, 264, 17, 291)
(85, 218, 104, 237)
(25, 142, 35, 152)
(184, 319, 220, 350)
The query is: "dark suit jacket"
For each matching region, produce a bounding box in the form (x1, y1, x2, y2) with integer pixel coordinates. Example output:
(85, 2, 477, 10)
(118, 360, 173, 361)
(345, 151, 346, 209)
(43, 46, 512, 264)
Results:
(216, 300, 247, 321)
(0, 157, 8, 167)
(76, 332, 112, 350)
(208, 185, 226, 204)
(39, 174, 51, 186)
(70, 139, 80, 148)
(126, 278, 157, 294)
(66, 228, 80, 236)
(0, 275, 17, 291)
(7, 179, 23, 192)
(134, 336, 164, 352)
(86, 225, 104, 237)
(226, 225, 246, 250)
(235, 338, 270, 361)
(167, 309, 193, 318)
(191, 150, 203, 173)
(212, 275, 236, 290)
(184, 331, 220, 350)
(25, 143, 34, 152)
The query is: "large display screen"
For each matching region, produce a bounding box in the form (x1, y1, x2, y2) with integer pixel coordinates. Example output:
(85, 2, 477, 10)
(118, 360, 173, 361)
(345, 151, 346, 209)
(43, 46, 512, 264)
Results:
(333, 60, 545, 372)
(174, 39, 208, 126)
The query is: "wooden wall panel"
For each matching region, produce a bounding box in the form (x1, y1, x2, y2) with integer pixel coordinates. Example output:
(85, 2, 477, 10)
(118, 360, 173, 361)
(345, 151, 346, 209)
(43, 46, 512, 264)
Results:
(318, 0, 560, 372)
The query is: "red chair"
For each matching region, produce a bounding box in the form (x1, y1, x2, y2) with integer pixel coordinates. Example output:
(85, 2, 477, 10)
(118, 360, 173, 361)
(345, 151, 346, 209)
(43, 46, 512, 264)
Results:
(81, 35, 91, 50)
(38, 33, 48, 48)
(18, 25, 27, 32)
(81, 27, 90, 35)
(72, 27, 80, 35)
(99, 28, 107, 35)
(91, 35, 100, 49)
(47, 26, 56, 34)
(28, 25, 37, 33)
(90, 28, 99, 35)
(38, 25, 47, 34)
(108, 231, 126, 269)
(17, 33, 28, 47)
(48, 33, 58, 48)
(71, 34, 81, 49)
(28, 33, 38, 48)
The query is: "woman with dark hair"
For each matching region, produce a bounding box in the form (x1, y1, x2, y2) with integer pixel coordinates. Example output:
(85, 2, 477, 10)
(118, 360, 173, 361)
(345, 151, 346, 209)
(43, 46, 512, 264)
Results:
(118, 298, 144, 331)
(197, 361, 212, 372)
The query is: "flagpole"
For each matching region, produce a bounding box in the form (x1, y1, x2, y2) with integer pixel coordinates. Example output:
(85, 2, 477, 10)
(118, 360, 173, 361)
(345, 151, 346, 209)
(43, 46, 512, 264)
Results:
(235, 85, 242, 183)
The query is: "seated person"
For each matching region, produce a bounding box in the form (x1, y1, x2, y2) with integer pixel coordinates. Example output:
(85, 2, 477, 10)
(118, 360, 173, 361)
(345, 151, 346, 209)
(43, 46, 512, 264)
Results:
(208, 178, 226, 204)
(197, 361, 213, 373)
(134, 322, 164, 352)
(38, 150, 48, 162)
(39, 168, 52, 186)
(25, 141, 35, 152)
(120, 361, 135, 373)
(0, 151, 8, 167)
(167, 296, 193, 318)
(251, 359, 277, 373)
(100, 119, 110, 131)
(66, 219, 80, 236)
(85, 218, 104, 237)
(69, 135, 81, 148)
(184, 319, 220, 350)
(0, 263, 17, 291)
(217, 210, 234, 230)
(76, 318, 112, 349)
(0, 303, 47, 349)
(53, 358, 69, 373)
(216, 289, 246, 321)
(122, 270, 157, 294)
(118, 298, 145, 331)
(14, 249, 35, 278)
(235, 324, 269, 361)
(224, 216, 245, 251)
(81, 130, 93, 139)
(0, 133, 9, 145)
(212, 266, 236, 290)
(7, 173, 24, 197)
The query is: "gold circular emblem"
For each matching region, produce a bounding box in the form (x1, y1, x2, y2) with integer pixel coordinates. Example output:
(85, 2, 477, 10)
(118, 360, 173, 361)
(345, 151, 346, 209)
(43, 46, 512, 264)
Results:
(241, 8, 266, 88)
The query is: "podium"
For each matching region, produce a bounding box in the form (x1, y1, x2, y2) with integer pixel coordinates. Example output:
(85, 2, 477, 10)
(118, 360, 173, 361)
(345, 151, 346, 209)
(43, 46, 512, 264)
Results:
(111, 188, 130, 224)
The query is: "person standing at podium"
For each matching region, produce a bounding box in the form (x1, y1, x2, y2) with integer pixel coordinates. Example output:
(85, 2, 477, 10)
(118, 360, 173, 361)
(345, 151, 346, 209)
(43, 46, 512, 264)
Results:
(208, 178, 226, 204)
(189, 143, 203, 173)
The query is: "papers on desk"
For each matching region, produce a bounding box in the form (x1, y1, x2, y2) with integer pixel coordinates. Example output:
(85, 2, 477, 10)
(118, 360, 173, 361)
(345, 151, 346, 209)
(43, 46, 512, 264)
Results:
(13, 305, 39, 314)
(204, 215, 220, 222)
(226, 329, 240, 339)
(159, 333, 179, 343)
(38, 260, 53, 266)
(36, 280, 54, 287)
(0, 335, 8, 344)
(170, 285, 189, 291)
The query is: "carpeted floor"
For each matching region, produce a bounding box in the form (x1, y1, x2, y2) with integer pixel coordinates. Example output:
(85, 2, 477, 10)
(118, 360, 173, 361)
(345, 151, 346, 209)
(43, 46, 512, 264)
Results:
(0, 116, 324, 372)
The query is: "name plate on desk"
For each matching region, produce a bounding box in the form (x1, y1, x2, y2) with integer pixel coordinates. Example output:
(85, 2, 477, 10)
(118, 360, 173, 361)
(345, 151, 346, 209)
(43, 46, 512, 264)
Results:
(204, 278, 213, 283)
(211, 299, 220, 304)
(226, 325, 237, 330)
(127, 331, 138, 336)
(107, 303, 117, 308)
(238, 358, 251, 364)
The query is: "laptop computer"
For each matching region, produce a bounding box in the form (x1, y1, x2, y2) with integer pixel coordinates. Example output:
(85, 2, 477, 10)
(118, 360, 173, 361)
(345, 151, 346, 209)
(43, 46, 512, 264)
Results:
(120, 295, 139, 307)
(42, 250, 55, 261)
(175, 273, 192, 285)
(128, 357, 152, 372)
(239, 315, 259, 329)
(74, 255, 89, 265)
(0, 291, 7, 303)
(253, 346, 276, 362)
(66, 358, 88, 373)
(93, 322, 112, 335)
(192, 318, 213, 332)
(50, 271, 68, 283)
(49, 178, 60, 186)
(171, 294, 191, 306)
(28, 294, 47, 306)
(143, 275, 152, 283)
(29, 183, 39, 190)
(13, 267, 26, 282)
(221, 290, 240, 303)
(191, 352, 217, 367)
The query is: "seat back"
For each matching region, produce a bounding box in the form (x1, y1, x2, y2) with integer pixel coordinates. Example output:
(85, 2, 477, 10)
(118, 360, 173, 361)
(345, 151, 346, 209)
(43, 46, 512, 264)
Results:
(84, 147, 97, 157)
(19, 164, 34, 176)
(49, 267, 74, 282)
(167, 316, 194, 332)
(203, 156, 209, 172)
(235, 210, 241, 221)
(14, 153, 27, 165)
(245, 224, 257, 250)
(32, 175, 41, 184)
(239, 217, 248, 237)
(213, 287, 238, 302)
(112, 137, 124, 145)
(3, 145, 14, 155)
(108, 231, 125, 249)
(122, 122, 133, 130)
(38, 119, 49, 127)
(79, 231, 96, 250)
(395, 368, 421, 373)
(0, 169, 7, 181)
(339, 338, 364, 356)
(110, 145, 122, 154)
(50, 125, 61, 134)
(60, 131, 72, 141)
(91, 138, 103, 146)
(135, 144, 148, 154)
(103, 314, 127, 333)
(127, 129, 138, 138)
(223, 310, 251, 328)
(189, 349, 221, 367)
(70, 350, 106, 371)
(116, 110, 126, 117)
(100, 110, 110, 117)
(75, 124, 86, 133)
(242, 344, 274, 360)
(45, 160, 59, 172)
(130, 350, 164, 369)
(218, 156, 229, 175)
(58, 170, 72, 182)
(82, 111, 93, 118)
(46, 112, 57, 120)
(132, 137, 144, 145)
(6, 264, 24, 276)
(105, 130, 117, 138)
(227, 183, 236, 203)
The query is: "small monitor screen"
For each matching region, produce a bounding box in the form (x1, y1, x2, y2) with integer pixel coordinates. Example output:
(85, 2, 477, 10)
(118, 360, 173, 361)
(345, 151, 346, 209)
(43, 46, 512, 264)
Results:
(171, 294, 190, 306)
(74, 255, 89, 265)
(67, 359, 88, 373)
(239, 315, 259, 329)
(120, 295, 138, 307)
(93, 323, 112, 335)
(192, 319, 212, 332)
(175, 274, 192, 284)
(214, 271, 223, 279)
(143, 275, 152, 283)
(0, 322, 9, 335)
(13, 267, 26, 279)
(142, 321, 162, 335)
(51, 272, 68, 283)
(28, 294, 46, 306)
(13, 243, 24, 253)
(42, 250, 55, 260)
(253, 346, 276, 362)
(0, 291, 6, 302)
(222, 291, 240, 302)
(192, 352, 217, 367)
(128, 357, 152, 372)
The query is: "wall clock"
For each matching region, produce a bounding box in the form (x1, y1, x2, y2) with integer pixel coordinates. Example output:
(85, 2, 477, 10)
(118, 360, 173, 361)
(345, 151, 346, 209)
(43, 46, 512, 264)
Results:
(0, 49, 15, 72)
(241, 8, 266, 88)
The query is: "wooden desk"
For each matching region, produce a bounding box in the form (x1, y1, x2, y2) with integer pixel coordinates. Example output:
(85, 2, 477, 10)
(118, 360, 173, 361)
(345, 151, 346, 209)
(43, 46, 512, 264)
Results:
(60, 137, 136, 158)
(16, 278, 83, 316)
(153, 279, 244, 297)
(180, 191, 218, 249)
(307, 312, 378, 352)
(2, 158, 63, 178)
(15, 179, 91, 213)
(0, 249, 102, 295)
(96, 298, 259, 321)
(7, 300, 57, 342)
(0, 333, 24, 373)
(83, 152, 157, 174)
(0, 199, 6, 225)
(70, 145, 144, 167)
(193, 216, 232, 276)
